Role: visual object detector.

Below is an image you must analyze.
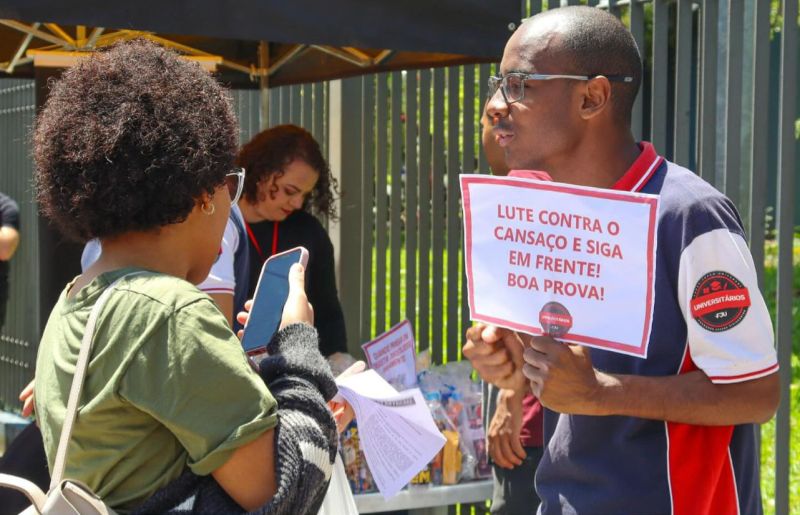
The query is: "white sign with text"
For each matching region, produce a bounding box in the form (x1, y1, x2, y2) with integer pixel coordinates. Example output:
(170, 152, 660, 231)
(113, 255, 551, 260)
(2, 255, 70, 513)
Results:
(461, 175, 659, 358)
(361, 320, 417, 388)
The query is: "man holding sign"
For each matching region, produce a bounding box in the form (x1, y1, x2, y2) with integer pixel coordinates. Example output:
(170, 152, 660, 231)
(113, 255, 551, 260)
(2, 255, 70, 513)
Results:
(463, 6, 779, 515)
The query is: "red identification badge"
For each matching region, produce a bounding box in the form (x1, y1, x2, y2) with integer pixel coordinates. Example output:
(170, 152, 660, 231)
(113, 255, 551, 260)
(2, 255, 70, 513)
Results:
(690, 271, 751, 331)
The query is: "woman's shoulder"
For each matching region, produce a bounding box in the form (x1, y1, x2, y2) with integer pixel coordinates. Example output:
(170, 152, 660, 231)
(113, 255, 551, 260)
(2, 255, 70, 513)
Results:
(98, 271, 220, 325)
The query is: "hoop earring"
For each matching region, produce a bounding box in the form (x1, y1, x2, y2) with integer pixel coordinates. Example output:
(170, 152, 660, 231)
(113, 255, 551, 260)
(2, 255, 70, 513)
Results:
(201, 202, 215, 215)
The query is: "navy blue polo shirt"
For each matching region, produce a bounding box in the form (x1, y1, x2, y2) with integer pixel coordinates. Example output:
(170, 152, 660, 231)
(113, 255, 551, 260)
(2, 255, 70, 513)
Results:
(536, 143, 777, 515)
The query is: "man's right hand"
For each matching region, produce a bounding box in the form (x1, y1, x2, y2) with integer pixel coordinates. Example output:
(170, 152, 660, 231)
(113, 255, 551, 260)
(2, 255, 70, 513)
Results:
(463, 323, 527, 392)
(488, 388, 526, 469)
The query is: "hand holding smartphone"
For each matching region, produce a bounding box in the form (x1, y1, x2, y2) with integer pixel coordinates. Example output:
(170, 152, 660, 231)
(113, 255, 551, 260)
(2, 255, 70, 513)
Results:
(241, 246, 309, 357)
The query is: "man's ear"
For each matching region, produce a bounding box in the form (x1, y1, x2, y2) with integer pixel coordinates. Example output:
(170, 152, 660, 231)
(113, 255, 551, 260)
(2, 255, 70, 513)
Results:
(580, 77, 612, 120)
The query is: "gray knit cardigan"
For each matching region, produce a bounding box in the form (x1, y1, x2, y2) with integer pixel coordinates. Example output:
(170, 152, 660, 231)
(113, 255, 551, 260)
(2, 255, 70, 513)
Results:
(131, 323, 338, 515)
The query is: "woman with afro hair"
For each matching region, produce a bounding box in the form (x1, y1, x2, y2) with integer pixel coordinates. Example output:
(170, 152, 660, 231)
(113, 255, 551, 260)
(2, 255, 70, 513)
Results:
(28, 39, 338, 514)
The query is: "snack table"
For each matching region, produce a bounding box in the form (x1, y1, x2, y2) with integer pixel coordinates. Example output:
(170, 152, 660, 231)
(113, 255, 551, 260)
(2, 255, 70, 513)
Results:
(353, 480, 492, 514)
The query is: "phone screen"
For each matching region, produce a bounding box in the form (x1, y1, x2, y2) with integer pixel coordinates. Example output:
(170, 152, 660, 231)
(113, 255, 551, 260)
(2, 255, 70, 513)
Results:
(241, 247, 308, 355)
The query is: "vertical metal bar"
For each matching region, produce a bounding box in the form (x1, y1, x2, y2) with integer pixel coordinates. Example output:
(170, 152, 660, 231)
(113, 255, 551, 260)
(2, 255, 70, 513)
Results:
(478, 63, 491, 174)
(698, 0, 718, 183)
(252, 90, 261, 139)
(290, 84, 301, 125)
(463, 66, 476, 176)
(258, 42, 269, 130)
(250, 91, 260, 143)
(446, 67, 460, 363)
(375, 74, 389, 334)
(269, 88, 280, 127)
(528, 0, 542, 16)
(360, 76, 375, 343)
(1, 85, 7, 404)
(313, 83, 324, 149)
(607, 0, 621, 17)
(322, 82, 330, 159)
(327, 79, 363, 354)
(747, 0, 770, 288)
(390, 72, 403, 325)
(650, 0, 669, 156)
(302, 83, 312, 131)
(722, 0, 743, 209)
(774, 1, 797, 511)
(236, 90, 248, 143)
(673, 0, 693, 167)
(280, 86, 290, 125)
(461, 65, 476, 352)
(8, 83, 13, 401)
(405, 71, 419, 334)
(279, 86, 292, 124)
(418, 71, 432, 351)
(431, 68, 446, 362)
(246, 89, 255, 141)
(629, 0, 646, 141)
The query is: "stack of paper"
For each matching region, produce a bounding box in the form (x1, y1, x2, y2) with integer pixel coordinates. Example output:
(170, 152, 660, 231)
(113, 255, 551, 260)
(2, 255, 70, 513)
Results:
(336, 370, 446, 498)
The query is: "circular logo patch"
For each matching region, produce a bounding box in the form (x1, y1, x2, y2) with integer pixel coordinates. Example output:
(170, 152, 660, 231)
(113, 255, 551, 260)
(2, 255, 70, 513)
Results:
(539, 301, 573, 338)
(690, 271, 751, 332)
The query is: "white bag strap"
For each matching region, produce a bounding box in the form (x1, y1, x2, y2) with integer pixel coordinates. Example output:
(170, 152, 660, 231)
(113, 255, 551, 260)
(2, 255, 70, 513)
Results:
(50, 272, 144, 489)
(0, 473, 47, 511)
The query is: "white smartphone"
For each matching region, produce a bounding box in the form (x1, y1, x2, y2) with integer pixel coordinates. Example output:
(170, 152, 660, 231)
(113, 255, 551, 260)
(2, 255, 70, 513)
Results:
(241, 246, 309, 356)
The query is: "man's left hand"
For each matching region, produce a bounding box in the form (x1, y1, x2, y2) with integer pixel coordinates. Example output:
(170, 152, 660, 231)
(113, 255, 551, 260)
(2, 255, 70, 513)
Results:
(522, 336, 607, 415)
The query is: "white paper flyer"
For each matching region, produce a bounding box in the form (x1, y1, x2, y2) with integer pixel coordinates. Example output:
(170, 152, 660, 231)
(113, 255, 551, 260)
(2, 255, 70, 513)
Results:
(336, 370, 446, 498)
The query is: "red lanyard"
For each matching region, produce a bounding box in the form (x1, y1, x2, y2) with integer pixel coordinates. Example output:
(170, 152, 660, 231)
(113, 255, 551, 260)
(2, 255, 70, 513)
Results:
(245, 221, 279, 263)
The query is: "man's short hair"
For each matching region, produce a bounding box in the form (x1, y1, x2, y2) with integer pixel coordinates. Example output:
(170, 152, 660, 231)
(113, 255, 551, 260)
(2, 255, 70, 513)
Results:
(533, 6, 642, 125)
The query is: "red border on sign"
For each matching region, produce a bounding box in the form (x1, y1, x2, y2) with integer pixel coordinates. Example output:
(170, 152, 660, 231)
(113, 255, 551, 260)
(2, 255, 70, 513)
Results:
(460, 175, 659, 357)
(361, 319, 414, 368)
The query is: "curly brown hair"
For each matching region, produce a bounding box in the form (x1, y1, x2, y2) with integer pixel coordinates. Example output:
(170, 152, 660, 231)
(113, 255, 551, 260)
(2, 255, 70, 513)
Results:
(33, 39, 238, 242)
(237, 124, 337, 219)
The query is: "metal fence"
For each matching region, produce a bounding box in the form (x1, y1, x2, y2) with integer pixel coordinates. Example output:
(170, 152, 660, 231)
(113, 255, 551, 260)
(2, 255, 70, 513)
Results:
(0, 0, 797, 513)
(0, 79, 37, 410)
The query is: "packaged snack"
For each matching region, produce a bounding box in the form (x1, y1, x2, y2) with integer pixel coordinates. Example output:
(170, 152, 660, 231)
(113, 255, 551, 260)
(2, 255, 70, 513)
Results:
(441, 430, 462, 485)
(409, 465, 432, 487)
(417, 359, 491, 483)
(424, 391, 451, 485)
(340, 421, 377, 494)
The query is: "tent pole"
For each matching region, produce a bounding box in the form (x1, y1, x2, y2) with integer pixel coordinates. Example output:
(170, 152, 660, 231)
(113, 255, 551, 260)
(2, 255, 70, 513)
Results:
(328, 78, 365, 356)
(258, 40, 269, 130)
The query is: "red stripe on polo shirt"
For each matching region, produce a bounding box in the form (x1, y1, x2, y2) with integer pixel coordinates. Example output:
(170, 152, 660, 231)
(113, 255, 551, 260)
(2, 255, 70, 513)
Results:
(667, 347, 739, 515)
(508, 142, 662, 193)
(611, 141, 664, 192)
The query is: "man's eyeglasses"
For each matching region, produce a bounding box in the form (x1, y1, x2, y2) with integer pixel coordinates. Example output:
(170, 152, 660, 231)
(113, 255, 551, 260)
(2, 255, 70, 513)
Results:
(225, 167, 245, 206)
(488, 72, 634, 105)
